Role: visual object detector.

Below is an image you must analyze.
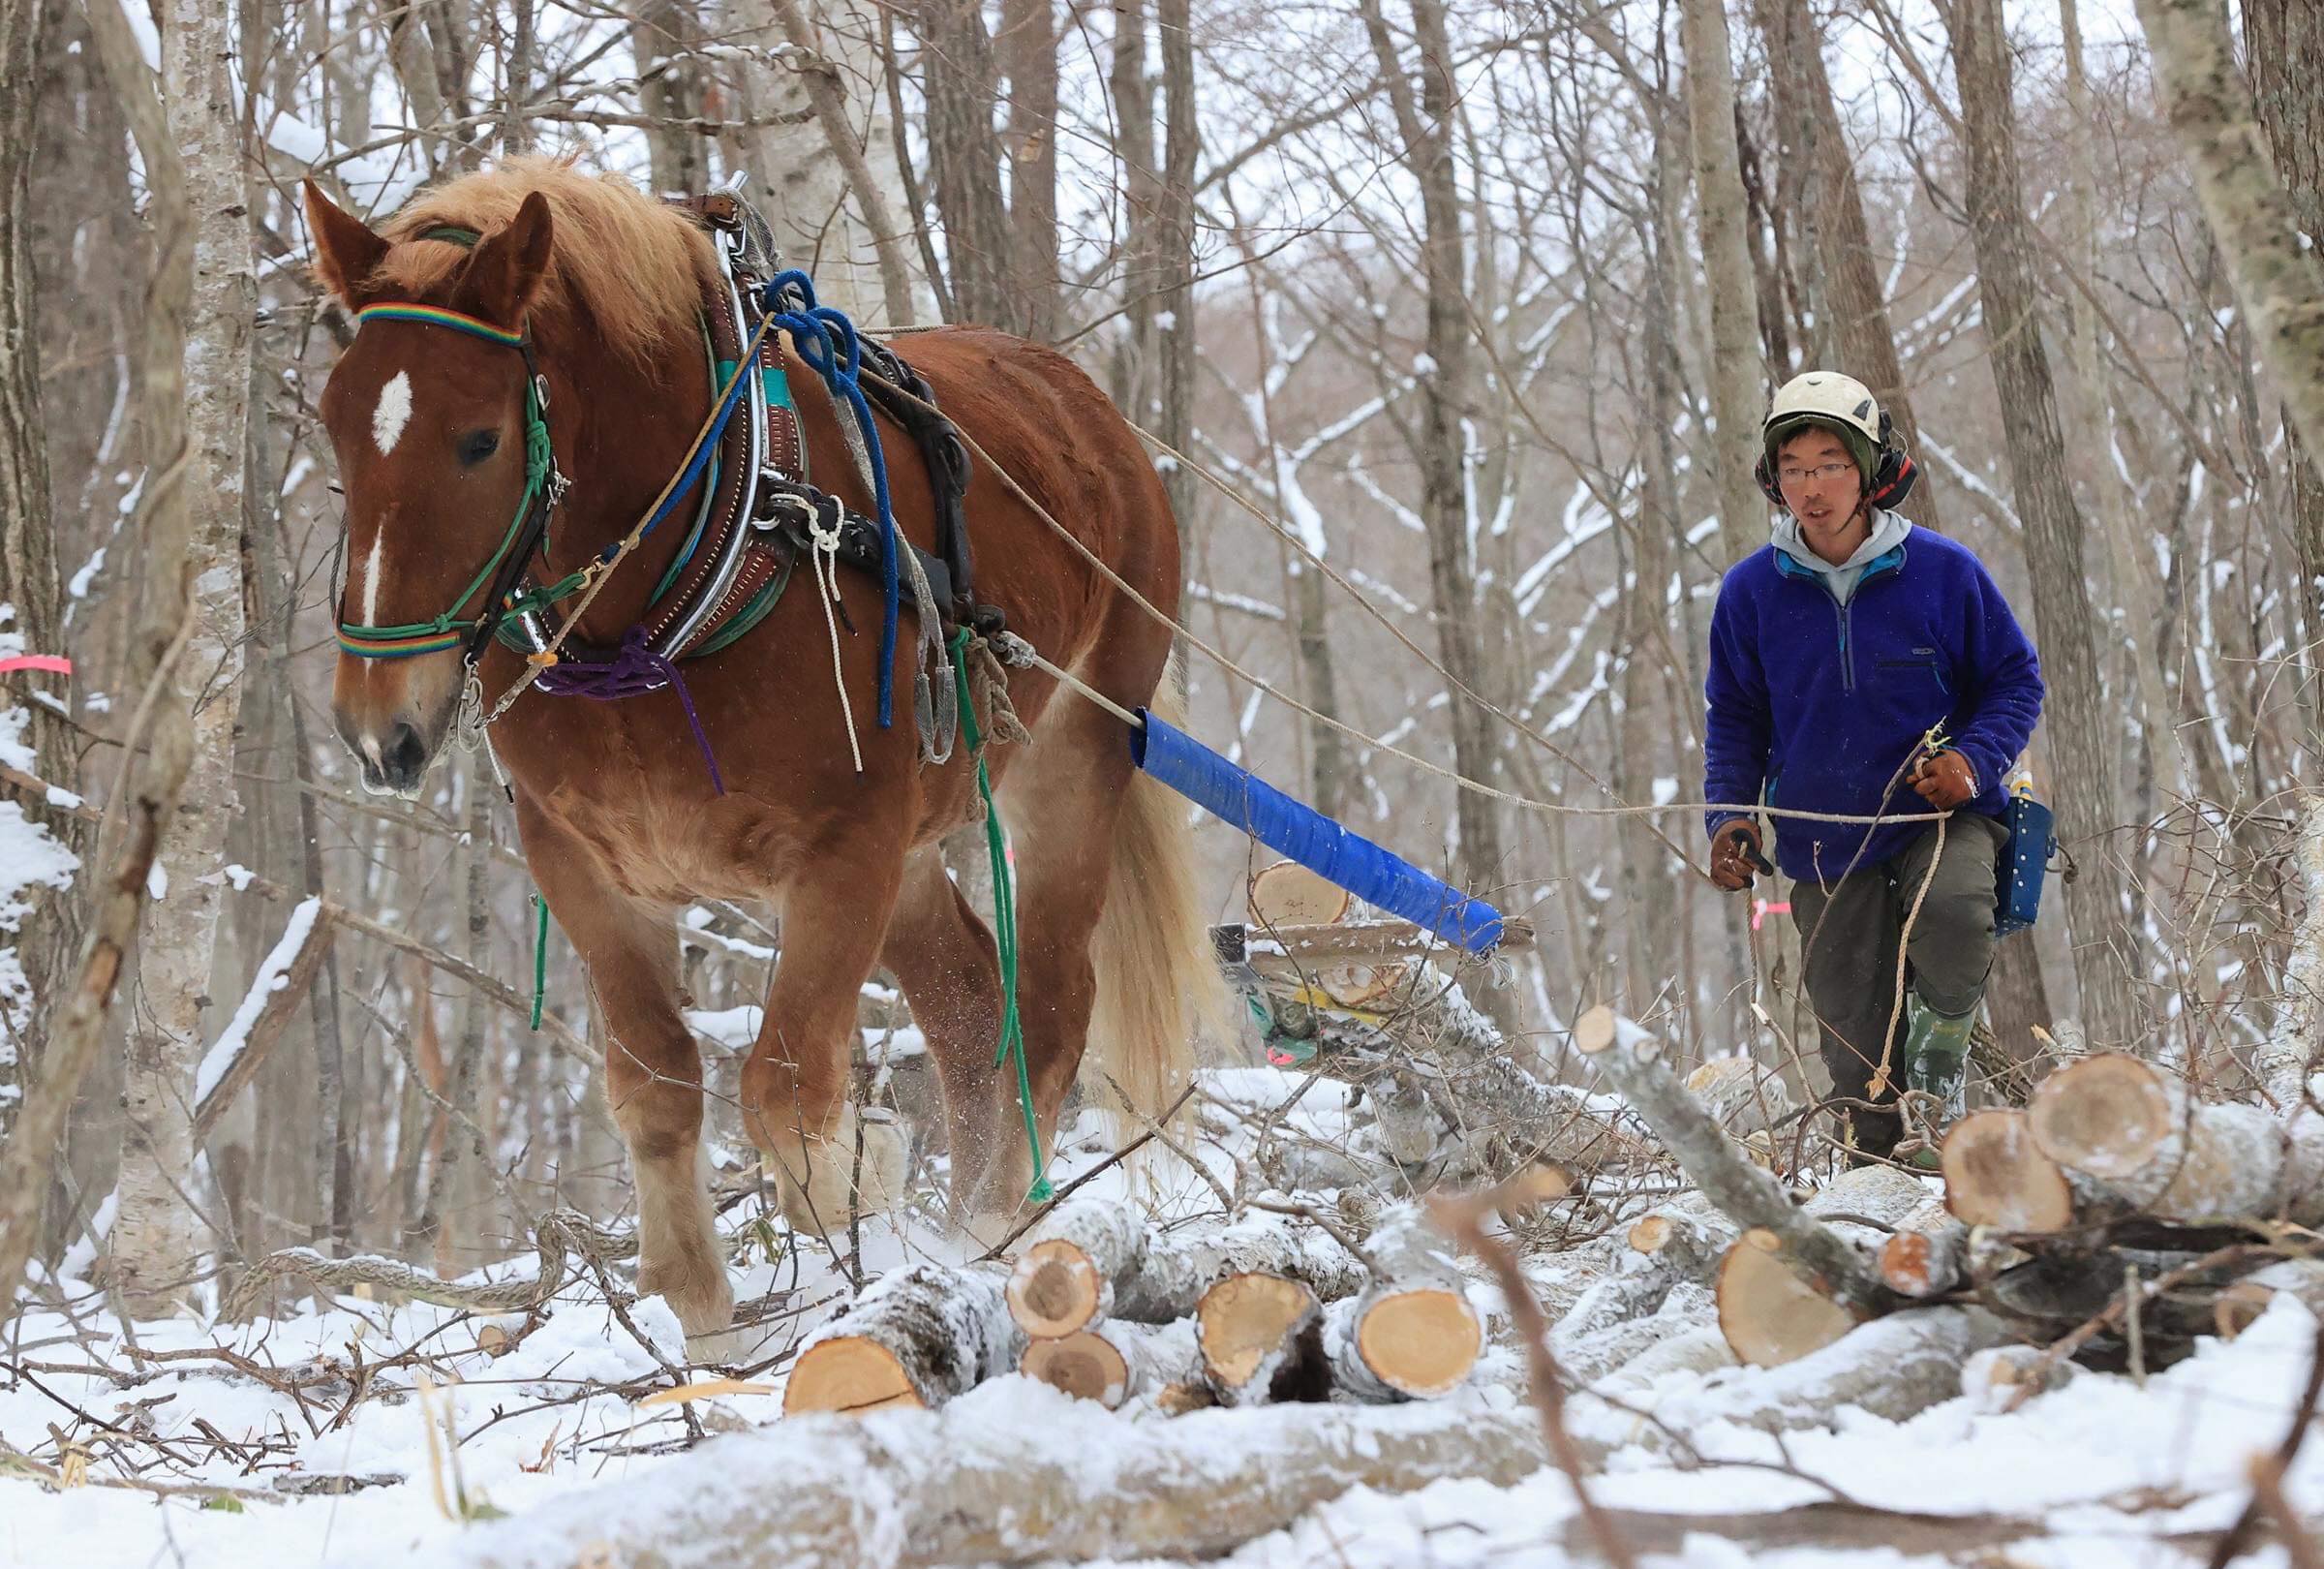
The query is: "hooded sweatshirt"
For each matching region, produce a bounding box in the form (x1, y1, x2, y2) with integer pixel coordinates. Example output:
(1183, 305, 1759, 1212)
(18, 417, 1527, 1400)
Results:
(1701, 514, 2044, 882)
(1772, 508, 1913, 605)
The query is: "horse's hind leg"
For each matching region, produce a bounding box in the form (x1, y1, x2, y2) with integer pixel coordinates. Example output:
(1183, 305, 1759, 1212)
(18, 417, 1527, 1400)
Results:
(976, 673, 1152, 1214)
(522, 804, 731, 1339)
(742, 840, 908, 1236)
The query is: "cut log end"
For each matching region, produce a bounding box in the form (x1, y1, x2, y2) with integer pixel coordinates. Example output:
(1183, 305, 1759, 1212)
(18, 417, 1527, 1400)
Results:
(781, 1338, 927, 1418)
(1714, 1228, 1858, 1369)
(1007, 1240, 1102, 1338)
(1022, 1333, 1131, 1407)
(1878, 1230, 1959, 1299)
(1629, 1215, 1674, 1254)
(1355, 1290, 1481, 1398)
(1198, 1274, 1320, 1394)
(1574, 1004, 1618, 1055)
(1249, 860, 1351, 928)
(2028, 1054, 2179, 1180)
(1942, 1109, 2074, 1233)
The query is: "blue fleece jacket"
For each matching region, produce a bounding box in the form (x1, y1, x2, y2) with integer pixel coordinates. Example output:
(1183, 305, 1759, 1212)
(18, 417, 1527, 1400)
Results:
(1702, 522, 2044, 883)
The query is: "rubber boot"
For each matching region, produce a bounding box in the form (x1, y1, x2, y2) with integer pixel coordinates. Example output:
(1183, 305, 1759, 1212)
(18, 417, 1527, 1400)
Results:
(1900, 997, 1974, 1168)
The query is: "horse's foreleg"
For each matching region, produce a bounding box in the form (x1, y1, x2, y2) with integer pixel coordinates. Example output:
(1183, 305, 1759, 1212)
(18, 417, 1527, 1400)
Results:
(881, 846, 1011, 1224)
(744, 846, 906, 1236)
(524, 807, 731, 1339)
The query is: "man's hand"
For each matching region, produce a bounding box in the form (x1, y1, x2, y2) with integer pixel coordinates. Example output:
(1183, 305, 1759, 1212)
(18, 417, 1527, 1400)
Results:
(1911, 750, 1977, 811)
(1708, 819, 1767, 892)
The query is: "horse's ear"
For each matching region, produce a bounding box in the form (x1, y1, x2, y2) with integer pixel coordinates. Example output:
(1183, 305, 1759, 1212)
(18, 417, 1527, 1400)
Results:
(454, 191, 554, 332)
(303, 179, 389, 306)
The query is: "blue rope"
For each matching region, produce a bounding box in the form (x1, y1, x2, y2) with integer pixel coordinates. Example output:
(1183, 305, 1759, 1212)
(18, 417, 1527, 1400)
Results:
(599, 345, 761, 566)
(760, 269, 900, 729)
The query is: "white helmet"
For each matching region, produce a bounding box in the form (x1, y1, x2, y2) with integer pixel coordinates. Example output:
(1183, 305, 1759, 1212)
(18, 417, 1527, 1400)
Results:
(1763, 371, 1881, 446)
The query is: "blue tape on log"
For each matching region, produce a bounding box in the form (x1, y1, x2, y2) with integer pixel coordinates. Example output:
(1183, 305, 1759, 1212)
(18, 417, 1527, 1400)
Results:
(1130, 709, 1505, 953)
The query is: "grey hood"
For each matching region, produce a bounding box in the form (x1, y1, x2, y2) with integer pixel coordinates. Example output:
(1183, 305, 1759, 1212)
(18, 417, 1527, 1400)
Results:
(1772, 508, 1913, 605)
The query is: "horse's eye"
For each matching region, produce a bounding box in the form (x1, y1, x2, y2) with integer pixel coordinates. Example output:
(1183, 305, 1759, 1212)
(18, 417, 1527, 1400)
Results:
(458, 428, 502, 466)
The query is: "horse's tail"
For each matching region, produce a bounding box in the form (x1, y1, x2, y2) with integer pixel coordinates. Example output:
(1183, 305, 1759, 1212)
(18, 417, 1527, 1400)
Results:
(1085, 658, 1226, 1143)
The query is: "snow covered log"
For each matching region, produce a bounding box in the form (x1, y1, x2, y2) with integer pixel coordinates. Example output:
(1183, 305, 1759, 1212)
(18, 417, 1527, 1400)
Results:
(1019, 1318, 1206, 1410)
(1196, 1272, 1327, 1405)
(1575, 1005, 1885, 1308)
(1317, 1206, 1482, 1400)
(1004, 1202, 1364, 1340)
(782, 1262, 1024, 1417)
(2026, 1052, 2324, 1225)
(456, 1311, 2010, 1569)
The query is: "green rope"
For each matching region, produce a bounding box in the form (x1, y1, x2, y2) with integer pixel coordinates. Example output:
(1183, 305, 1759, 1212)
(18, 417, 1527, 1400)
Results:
(950, 627, 1049, 1202)
(529, 894, 548, 1031)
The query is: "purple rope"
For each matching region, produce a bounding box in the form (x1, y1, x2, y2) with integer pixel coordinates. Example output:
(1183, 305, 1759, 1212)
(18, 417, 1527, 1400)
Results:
(534, 627, 727, 795)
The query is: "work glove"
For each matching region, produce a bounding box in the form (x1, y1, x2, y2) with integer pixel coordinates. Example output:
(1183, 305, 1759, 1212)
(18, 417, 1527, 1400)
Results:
(1911, 750, 1977, 812)
(1708, 818, 1767, 892)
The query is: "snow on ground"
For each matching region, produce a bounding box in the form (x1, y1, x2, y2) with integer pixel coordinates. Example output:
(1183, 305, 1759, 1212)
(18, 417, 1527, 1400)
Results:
(4, 1068, 2317, 1568)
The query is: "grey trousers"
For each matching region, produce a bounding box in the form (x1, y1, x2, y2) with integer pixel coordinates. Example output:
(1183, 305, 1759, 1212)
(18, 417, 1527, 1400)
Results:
(1787, 814, 2006, 1156)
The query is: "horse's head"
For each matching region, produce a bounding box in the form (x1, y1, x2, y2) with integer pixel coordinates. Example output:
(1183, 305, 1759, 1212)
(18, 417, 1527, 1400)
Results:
(306, 180, 555, 796)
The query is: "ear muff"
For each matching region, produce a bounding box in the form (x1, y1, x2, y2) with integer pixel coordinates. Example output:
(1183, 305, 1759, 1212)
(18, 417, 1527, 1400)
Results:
(1864, 409, 1918, 509)
(1754, 448, 1786, 507)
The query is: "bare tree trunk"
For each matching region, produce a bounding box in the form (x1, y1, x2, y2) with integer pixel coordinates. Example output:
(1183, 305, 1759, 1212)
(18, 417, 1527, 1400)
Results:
(1360, 0, 1505, 891)
(414, 768, 495, 1267)
(995, 0, 1057, 340)
(635, 0, 710, 195)
(1679, 0, 1766, 568)
(109, 0, 255, 1320)
(0, 0, 76, 1136)
(1108, 0, 1159, 418)
(1155, 0, 1198, 546)
(1945, 0, 2135, 1050)
(763, 0, 919, 326)
(918, 0, 1012, 327)
(2241, 0, 2324, 754)
(2139, 0, 2324, 532)
(1754, 0, 1938, 526)
(0, 0, 199, 1324)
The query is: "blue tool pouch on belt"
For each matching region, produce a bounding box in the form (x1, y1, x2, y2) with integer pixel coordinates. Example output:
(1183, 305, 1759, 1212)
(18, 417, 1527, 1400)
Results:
(1995, 787, 2054, 938)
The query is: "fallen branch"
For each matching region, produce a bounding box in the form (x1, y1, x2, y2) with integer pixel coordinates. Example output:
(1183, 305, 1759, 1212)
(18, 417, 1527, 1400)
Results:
(1575, 1006, 1885, 1311)
(225, 1208, 630, 1319)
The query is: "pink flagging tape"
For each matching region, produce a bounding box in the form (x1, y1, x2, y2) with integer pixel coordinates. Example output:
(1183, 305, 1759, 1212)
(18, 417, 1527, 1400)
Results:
(0, 655, 71, 677)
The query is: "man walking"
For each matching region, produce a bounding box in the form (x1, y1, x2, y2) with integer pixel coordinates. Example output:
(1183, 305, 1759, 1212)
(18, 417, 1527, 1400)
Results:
(1702, 372, 2044, 1161)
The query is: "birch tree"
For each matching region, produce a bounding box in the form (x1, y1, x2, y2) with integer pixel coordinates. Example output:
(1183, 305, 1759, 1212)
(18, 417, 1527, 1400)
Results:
(110, 0, 255, 1317)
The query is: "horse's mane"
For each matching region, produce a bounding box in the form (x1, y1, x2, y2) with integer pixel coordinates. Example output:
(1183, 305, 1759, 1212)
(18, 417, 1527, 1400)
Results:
(368, 156, 715, 371)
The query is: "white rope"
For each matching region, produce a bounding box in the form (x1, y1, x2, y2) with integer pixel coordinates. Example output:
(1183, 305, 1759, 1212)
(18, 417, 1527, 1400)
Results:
(808, 510, 864, 774)
(1021, 646, 1145, 729)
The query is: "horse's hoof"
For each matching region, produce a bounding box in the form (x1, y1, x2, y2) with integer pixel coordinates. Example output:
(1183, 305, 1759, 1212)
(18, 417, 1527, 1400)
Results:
(771, 1111, 909, 1234)
(638, 1257, 735, 1341)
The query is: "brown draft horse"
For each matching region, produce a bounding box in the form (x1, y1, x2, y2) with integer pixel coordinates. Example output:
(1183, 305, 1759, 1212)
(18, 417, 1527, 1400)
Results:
(305, 160, 1217, 1341)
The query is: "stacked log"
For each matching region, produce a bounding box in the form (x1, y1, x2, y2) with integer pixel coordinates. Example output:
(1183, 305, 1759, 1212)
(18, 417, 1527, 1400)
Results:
(1004, 1199, 1484, 1408)
(2025, 1052, 2324, 1226)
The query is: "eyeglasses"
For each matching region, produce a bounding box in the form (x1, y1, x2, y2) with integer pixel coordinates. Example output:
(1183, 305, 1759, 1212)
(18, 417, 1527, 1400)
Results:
(1778, 463, 1857, 486)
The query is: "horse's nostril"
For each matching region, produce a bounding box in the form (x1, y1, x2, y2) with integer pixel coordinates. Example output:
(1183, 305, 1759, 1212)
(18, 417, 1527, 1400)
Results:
(382, 722, 428, 785)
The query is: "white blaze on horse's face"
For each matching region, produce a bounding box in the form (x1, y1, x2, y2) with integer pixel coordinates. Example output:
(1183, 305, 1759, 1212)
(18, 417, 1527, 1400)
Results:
(372, 369, 414, 455)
